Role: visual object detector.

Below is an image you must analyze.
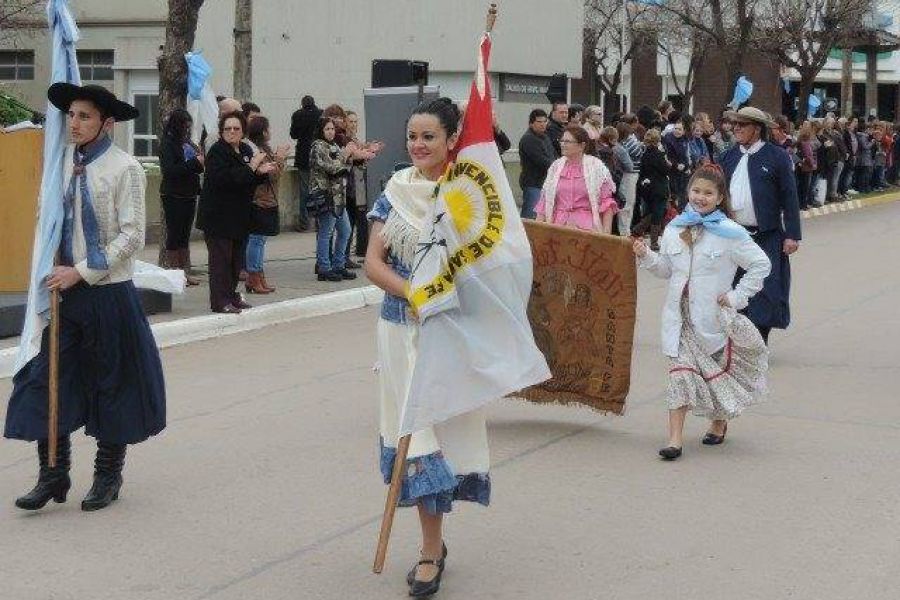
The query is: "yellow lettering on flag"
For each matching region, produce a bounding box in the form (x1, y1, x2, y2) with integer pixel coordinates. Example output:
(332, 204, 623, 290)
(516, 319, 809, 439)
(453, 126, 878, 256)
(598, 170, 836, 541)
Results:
(408, 158, 505, 310)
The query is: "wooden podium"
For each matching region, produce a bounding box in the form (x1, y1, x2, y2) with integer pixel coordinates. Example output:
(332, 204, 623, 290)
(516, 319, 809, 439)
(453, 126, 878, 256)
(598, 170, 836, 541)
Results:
(0, 129, 42, 338)
(0, 129, 42, 292)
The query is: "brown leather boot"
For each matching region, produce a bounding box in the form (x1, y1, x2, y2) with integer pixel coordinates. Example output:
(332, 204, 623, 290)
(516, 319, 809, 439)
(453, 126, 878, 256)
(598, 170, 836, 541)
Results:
(260, 271, 276, 292)
(177, 248, 201, 286)
(245, 272, 270, 294)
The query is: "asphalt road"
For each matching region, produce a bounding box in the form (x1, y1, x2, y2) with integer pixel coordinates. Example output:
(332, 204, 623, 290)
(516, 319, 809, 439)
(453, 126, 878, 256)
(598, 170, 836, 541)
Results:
(1, 202, 898, 600)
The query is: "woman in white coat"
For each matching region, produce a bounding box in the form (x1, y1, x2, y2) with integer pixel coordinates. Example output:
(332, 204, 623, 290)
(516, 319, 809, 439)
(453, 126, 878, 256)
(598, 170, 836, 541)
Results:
(633, 164, 771, 460)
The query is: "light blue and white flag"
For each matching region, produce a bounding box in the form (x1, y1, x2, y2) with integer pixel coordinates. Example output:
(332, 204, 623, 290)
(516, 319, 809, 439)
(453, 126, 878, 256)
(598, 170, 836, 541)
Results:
(808, 94, 822, 117)
(185, 51, 218, 146)
(15, 0, 81, 375)
(728, 76, 753, 110)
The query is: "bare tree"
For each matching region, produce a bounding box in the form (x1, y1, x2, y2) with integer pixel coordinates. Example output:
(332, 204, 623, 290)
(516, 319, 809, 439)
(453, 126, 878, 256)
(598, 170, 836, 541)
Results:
(0, 0, 43, 45)
(754, 0, 870, 120)
(583, 0, 654, 113)
(655, 0, 761, 92)
(652, 9, 712, 109)
(156, 0, 205, 265)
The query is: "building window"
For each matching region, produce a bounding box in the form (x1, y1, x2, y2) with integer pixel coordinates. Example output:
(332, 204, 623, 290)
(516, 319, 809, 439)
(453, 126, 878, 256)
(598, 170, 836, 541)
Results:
(0, 51, 35, 81)
(132, 94, 159, 158)
(77, 50, 114, 81)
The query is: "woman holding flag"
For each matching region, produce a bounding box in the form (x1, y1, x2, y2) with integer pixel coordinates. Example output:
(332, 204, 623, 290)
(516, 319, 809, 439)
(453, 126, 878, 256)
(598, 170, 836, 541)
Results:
(365, 96, 491, 597)
(366, 5, 549, 595)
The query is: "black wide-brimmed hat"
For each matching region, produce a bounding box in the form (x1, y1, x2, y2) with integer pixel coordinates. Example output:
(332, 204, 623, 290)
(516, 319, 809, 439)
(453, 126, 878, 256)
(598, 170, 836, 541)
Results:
(47, 82, 139, 122)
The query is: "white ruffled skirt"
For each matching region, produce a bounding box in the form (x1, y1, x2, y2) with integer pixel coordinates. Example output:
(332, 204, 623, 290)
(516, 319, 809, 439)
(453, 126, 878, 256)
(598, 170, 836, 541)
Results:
(666, 300, 769, 419)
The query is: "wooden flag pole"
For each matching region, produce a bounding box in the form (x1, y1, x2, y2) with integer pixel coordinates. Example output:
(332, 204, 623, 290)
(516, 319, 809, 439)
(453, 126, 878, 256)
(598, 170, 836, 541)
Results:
(47, 287, 60, 468)
(372, 433, 411, 574)
(372, 3, 499, 576)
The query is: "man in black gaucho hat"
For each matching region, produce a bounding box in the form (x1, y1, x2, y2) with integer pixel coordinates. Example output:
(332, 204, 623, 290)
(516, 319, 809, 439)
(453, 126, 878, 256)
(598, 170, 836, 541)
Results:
(719, 106, 802, 345)
(5, 83, 166, 512)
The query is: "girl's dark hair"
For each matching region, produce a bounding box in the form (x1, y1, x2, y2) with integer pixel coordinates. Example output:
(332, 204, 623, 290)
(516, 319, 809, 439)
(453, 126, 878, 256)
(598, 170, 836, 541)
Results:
(218, 110, 247, 136)
(314, 116, 335, 141)
(688, 163, 733, 217)
(247, 115, 271, 154)
(163, 108, 192, 141)
(301, 95, 316, 110)
(410, 97, 461, 136)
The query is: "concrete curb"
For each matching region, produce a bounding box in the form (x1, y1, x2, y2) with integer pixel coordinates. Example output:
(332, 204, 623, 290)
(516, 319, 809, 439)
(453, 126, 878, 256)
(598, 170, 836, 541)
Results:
(800, 191, 900, 220)
(0, 285, 382, 380)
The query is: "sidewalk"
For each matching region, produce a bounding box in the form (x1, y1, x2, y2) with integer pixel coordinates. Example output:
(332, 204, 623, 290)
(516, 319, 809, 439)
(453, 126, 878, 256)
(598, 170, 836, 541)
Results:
(137, 229, 373, 324)
(0, 229, 375, 359)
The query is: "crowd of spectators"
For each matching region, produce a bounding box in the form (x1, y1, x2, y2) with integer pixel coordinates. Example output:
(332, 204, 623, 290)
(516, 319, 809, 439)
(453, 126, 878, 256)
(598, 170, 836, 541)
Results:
(158, 90, 899, 314)
(516, 98, 899, 249)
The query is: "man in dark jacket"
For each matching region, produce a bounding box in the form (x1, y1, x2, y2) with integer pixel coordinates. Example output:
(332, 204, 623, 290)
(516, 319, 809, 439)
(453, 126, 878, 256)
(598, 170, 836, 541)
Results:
(493, 109, 512, 155)
(518, 109, 555, 219)
(546, 101, 568, 157)
(289, 95, 322, 231)
(720, 107, 802, 344)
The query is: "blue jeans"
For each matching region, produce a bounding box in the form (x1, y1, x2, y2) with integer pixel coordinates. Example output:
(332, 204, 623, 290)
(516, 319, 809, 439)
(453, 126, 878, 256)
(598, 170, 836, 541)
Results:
(521, 186, 542, 219)
(316, 209, 350, 272)
(246, 234, 267, 273)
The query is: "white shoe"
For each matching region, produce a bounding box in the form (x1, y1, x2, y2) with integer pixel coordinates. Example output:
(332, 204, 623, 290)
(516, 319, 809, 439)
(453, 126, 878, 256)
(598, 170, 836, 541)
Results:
(847, 189, 859, 195)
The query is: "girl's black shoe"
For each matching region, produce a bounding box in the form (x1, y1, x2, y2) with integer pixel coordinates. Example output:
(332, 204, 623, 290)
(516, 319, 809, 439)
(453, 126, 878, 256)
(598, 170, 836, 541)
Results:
(702, 423, 728, 445)
(409, 556, 445, 598)
(658, 446, 682, 460)
(407, 543, 447, 586)
(337, 269, 357, 280)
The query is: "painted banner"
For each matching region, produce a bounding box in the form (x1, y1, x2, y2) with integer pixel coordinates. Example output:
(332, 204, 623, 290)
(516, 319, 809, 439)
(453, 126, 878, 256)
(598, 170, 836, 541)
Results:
(519, 221, 637, 415)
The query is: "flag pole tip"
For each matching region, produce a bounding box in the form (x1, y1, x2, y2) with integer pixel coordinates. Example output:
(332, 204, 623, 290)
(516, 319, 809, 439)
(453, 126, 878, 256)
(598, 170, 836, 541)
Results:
(486, 3, 498, 32)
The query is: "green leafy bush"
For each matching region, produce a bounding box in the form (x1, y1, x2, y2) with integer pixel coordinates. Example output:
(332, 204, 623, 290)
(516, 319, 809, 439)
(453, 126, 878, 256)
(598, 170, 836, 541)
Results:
(0, 93, 34, 127)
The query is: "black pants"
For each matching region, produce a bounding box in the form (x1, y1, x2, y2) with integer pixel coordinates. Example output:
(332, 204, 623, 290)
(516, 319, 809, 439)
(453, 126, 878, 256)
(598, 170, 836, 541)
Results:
(161, 195, 197, 250)
(795, 172, 813, 209)
(205, 235, 246, 311)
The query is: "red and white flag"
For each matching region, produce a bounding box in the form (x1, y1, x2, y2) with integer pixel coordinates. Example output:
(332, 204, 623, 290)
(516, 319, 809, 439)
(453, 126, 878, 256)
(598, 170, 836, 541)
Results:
(400, 33, 550, 436)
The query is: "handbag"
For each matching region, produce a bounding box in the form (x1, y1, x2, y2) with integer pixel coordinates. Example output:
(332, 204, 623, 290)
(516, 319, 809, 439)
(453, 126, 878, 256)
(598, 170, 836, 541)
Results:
(305, 188, 333, 216)
(250, 204, 280, 236)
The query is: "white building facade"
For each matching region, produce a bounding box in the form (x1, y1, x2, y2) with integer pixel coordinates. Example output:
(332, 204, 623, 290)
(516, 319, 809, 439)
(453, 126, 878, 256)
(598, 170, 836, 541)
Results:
(1, 0, 583, 157)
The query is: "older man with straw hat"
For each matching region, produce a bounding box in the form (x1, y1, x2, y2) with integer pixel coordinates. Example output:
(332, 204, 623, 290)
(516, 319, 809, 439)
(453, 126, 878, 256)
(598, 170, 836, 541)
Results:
(719, 106, 802, 345)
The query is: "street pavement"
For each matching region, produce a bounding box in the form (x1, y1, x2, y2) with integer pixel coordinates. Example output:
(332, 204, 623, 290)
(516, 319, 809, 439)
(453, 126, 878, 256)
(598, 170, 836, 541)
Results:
(1, 201, 898, 600)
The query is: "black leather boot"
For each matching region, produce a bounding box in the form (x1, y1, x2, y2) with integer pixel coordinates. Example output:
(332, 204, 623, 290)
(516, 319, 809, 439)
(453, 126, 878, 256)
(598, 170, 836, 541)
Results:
(81, 441, 126, 512)
(15, 436, 72, 510)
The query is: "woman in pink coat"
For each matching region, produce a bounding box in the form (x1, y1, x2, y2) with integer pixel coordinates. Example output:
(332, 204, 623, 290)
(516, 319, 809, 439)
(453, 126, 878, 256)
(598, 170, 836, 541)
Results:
(535, 125, 618, 234)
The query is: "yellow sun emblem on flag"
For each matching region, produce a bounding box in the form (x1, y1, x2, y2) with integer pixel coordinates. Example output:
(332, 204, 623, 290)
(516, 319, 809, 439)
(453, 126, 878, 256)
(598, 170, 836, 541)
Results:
(443, 187, 475, 234)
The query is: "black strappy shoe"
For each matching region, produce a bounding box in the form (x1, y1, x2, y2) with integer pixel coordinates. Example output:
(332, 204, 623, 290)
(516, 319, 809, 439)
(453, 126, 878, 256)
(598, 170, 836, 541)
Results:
(408, 555, 445, 598)
(658, 446, 683, 460)
(702, 422, 728, 446)
(407, 542, 447, 586)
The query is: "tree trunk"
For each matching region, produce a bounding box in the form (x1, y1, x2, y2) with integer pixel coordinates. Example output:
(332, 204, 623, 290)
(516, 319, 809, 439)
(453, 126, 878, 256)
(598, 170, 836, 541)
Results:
(841, 48, 853, 117)
(156, 0, 205, 266)
(233, 0, 252, 102)
(795, 74, 815, 121)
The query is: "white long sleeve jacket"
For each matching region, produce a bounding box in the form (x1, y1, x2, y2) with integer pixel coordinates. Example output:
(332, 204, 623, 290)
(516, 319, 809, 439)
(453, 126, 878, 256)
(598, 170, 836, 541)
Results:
(640, 224, 771, 357)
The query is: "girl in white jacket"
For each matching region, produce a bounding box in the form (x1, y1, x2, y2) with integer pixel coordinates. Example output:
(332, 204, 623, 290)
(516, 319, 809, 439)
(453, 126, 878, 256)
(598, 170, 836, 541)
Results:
(633, 164, 771, 460)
